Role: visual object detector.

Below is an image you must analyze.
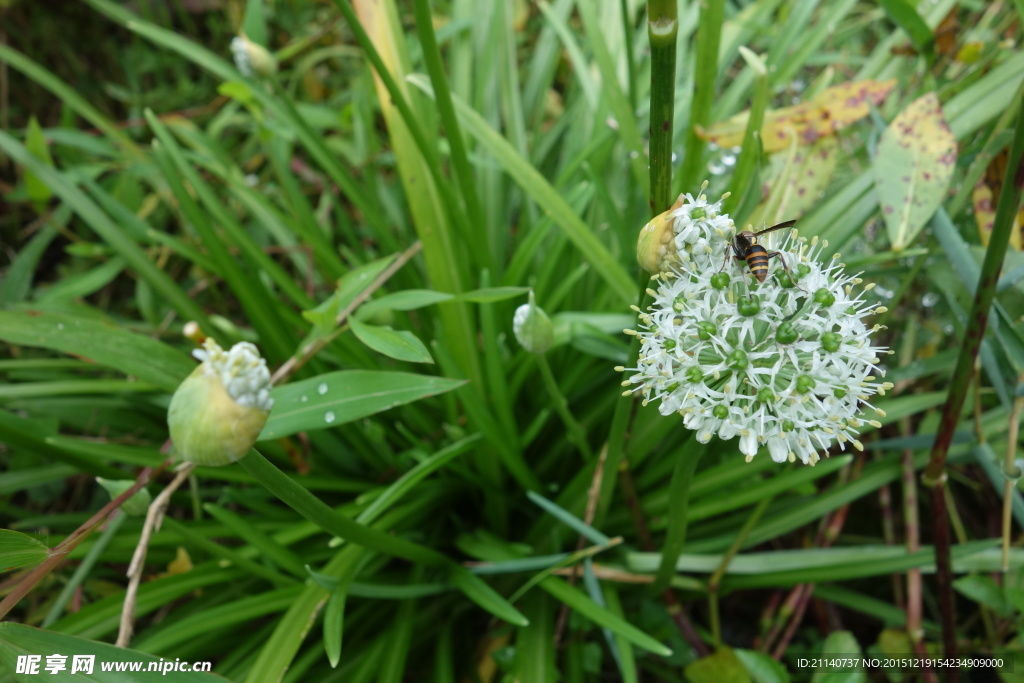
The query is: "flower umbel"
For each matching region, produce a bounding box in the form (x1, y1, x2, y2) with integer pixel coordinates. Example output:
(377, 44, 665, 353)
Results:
(168, 338, 274, 467)
(624, 187, 891, 465)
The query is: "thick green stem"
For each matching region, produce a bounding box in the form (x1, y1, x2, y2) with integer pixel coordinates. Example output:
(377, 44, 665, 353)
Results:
(924, 90, 1024, 666)
(648, 0, 678, 214)
(596, 0, 680, 524)
(677, 0, 724, 195)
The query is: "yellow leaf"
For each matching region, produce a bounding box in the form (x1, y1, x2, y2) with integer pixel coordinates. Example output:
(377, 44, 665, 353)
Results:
(164, 547, 193, 576)
(699, 79, 897, 152)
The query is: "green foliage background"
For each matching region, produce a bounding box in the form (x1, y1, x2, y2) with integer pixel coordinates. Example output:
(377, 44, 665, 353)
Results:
(2, 0, 1024, 680)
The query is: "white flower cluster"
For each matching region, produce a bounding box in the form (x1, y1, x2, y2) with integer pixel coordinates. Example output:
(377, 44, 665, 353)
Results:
(623, 187, 892, 465)
(230, 36, 253, 77)
(193, 338, 274, 412)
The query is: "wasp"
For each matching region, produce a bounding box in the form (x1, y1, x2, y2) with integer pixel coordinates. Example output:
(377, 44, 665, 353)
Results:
(723, 220, 798, 283)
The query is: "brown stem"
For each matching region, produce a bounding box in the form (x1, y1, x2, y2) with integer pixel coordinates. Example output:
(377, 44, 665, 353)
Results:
(931, 483, 958, 683)
(270, 240, 422, 385)
(116, 462, 196, 647)
(0, 459, 169, 621)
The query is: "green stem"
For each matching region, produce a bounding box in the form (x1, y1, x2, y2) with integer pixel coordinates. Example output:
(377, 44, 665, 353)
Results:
(648, 0, 679, 215)
(537, 354, 594, 461)
(677, 0, 724, 195)
(596, 0, 682, 524)
(924, 90, 1024, 665)
(652, 440, 707, 592)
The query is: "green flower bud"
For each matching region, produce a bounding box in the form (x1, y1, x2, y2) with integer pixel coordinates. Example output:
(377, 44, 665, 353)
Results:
(231, 35, 278, 78)
(727, 349, 749, 370)
(513, 292, 554, 354)
(776, 321, 798, 345)
(710, 272, 730, 290)
(96, 478, 152, 517)
(712, 405, 729, 419)
(757, 387, 775, 403)
(738, 296, 761, 316)
(795, 264, 811, 279)
(168, 339, 274, 467)
(697, 321, 717, 340)
(821, 331, 842, 352)
(813, 288, 835, 306)
(796, 374, 816, 394)
(685, 366, 704, 383)
(776, 270, 796, 289)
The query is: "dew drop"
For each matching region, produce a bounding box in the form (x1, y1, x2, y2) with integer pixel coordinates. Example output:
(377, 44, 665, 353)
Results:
(707, 159, 726, 176)
(324, 411, 336, 424)
(299, 395, 308, 403)
(56, 323, 64, 330)
(317, 382, 328, 395)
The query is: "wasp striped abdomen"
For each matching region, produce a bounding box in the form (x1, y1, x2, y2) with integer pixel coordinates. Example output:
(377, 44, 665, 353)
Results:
(745, 244, 771, 282)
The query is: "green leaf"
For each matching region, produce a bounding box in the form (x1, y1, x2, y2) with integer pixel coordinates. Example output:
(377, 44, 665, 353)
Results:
(526, 491, 611, 545)
(303, 255, 396, 334)
(454, 287, 530, 303)
(877, 0, 934, 58)
(812, 631, 865, 683)
(0, 529, 49, 572)
(685, 647, 752, 683)
(954, 575, 1013, 617)
(734, 649, 791, 683)
(241, 0, 267, 46)
(0, 622, 222, 681)
(260, 371, 467, 439)
(217, 80, 257, 105)
(323, 590, 346, 668)
(23, 116, 54, 209)
(0, 130, 208, 326)
(449, 567, 529, 626)
(358, 290, 455, 319)
(874, 93, 957, 250)
(408, 74, 636, 304)
(0, 218, 60, 305)
(540, 576, 671, 657)
(349, 318, 433, 364)
(0, 310, 193, 393)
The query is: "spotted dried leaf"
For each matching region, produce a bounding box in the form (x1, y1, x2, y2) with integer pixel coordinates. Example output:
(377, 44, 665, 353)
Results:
(750, 135, 839, 227)
(874, 92, 957, 251)
(974, 182, 1024, 250)
(698, 79, 897, 153)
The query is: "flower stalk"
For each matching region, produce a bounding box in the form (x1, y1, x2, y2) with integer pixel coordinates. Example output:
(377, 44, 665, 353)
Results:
(648, 0, 678, 213)
(923, 90, 1024, 666)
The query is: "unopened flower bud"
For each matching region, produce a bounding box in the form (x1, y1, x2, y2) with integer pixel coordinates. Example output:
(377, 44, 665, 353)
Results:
(168, 339, 274, 467)
(96, 478, 152, 517)
(637, 201, 681, 274)
(513, 292, 554, 354)
(231, 35, 278, 78)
